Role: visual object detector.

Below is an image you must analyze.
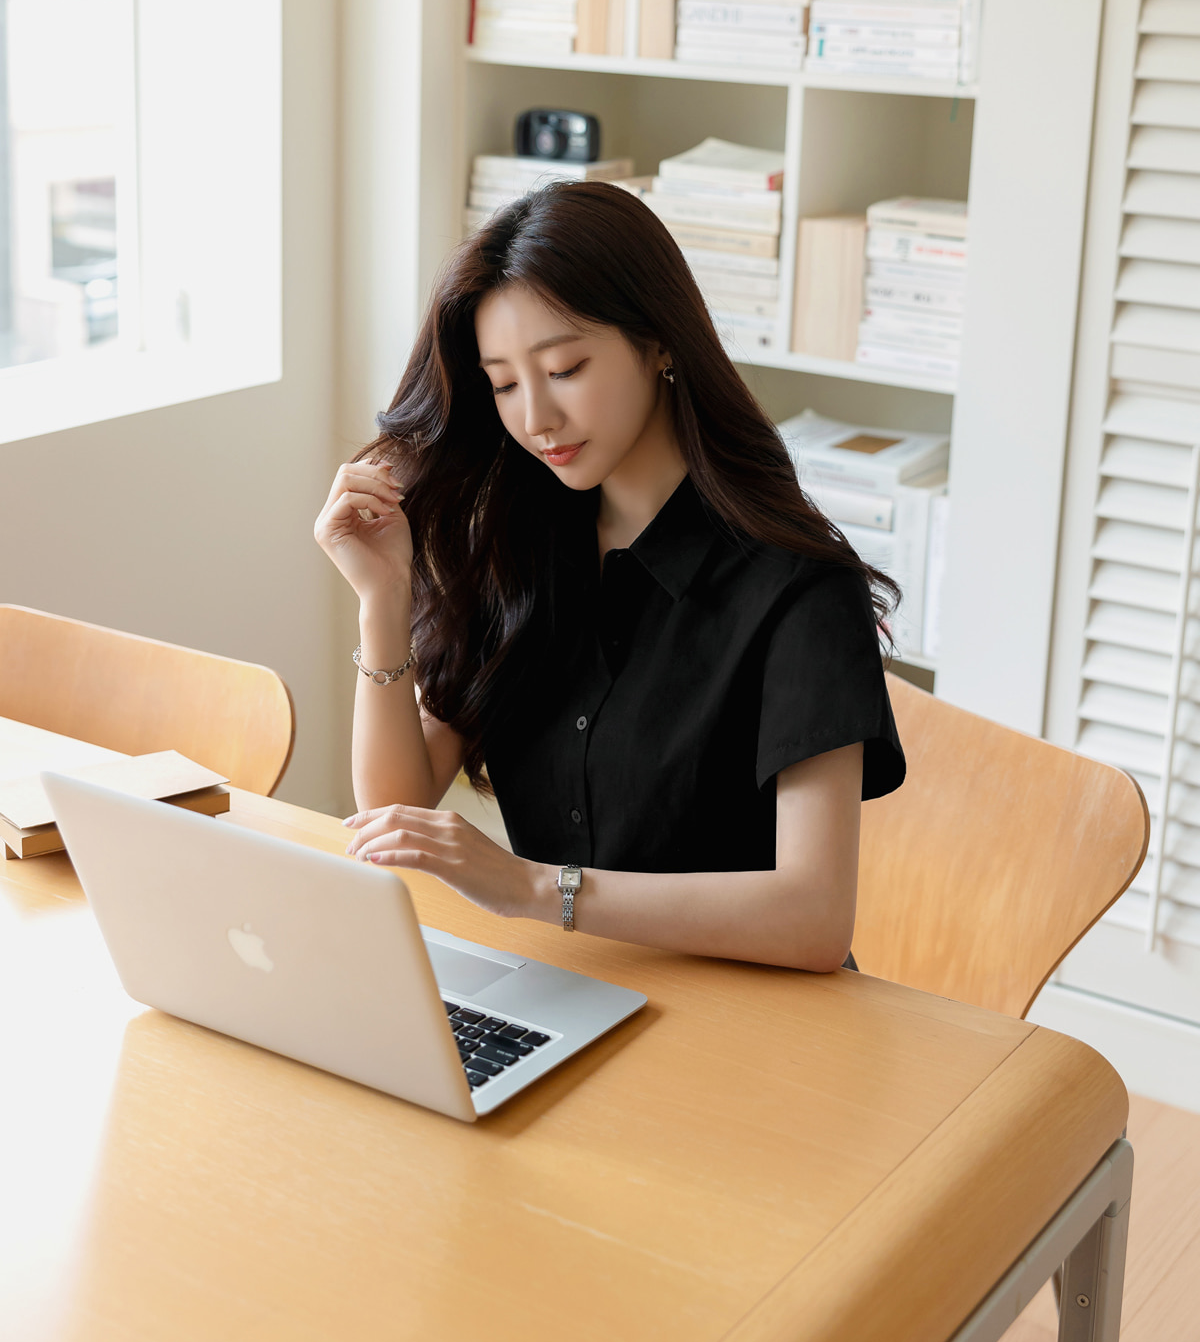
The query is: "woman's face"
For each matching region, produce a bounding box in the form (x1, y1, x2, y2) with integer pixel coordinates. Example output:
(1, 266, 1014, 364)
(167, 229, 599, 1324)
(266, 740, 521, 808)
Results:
(475, 284, 671, 490)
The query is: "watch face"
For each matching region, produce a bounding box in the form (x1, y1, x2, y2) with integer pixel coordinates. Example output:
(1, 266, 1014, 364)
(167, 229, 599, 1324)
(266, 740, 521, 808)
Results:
(560, 869, 582, 889)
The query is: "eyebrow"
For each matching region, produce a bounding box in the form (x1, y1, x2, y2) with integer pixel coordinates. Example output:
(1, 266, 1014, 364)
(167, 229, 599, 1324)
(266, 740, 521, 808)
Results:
(479, 333, 584, 369)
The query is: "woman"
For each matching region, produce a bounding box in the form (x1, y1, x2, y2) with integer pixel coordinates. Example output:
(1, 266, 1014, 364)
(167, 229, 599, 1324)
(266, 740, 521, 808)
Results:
(315, 180, 904, 973)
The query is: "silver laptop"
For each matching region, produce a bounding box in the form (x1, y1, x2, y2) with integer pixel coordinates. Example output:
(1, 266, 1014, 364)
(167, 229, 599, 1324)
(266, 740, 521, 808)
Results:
(42, 773, 646, 1122)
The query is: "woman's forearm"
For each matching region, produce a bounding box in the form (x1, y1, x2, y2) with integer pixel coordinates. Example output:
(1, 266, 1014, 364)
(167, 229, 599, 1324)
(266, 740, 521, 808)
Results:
(521, 862, 855, 973)
(351, 594, 437, 811)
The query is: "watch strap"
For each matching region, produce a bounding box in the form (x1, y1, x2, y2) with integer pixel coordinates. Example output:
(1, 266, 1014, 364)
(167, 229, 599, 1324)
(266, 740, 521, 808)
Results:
(557, 864, 582, 932)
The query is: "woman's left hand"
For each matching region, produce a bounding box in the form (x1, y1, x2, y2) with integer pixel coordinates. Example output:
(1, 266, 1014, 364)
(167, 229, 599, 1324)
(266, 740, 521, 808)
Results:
(343, 804, 548, 920)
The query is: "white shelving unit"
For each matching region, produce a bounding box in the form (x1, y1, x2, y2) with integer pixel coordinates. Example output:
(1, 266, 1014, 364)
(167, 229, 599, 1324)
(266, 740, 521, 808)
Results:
(368, 0, 1106, 740)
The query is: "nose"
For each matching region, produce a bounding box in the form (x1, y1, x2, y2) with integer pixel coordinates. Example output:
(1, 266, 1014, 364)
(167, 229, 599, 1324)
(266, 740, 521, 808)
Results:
(523, 380, 564, 441)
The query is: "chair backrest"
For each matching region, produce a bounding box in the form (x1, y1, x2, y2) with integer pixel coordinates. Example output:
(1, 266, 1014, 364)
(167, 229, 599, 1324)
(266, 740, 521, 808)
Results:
(854, 673, 1149, 1018)
(0, 605, 295, 796)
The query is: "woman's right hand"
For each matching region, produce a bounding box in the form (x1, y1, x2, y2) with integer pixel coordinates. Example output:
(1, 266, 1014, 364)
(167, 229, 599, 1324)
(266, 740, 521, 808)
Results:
(314, 460, 414, 604)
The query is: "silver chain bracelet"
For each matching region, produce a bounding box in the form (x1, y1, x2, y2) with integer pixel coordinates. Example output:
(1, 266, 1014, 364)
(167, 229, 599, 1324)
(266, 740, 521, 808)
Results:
(353, 640, 416, 685)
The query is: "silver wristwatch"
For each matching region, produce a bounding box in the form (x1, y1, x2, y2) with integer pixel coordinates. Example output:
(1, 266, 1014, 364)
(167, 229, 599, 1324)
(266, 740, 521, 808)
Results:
(557, 864, 582, 932)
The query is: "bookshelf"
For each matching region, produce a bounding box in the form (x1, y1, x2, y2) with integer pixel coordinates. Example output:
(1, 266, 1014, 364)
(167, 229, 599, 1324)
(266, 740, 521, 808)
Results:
(367, 0, 1105, 739)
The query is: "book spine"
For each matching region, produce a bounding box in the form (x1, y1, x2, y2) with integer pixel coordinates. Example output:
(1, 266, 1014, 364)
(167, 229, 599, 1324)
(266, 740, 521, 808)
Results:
(640, 0, 675, 56)
(864, 278, 965, 313)
(665, 222, 779, 257)
(888, 479, 941, 657)
(860, 305, 963, 337)
(680, 246, 780, 276)
(855, 343, 960, 378)
(651, 176, 782, 207)
(574, 0, 610, 51)
(803, 480, 895, 530)
(810, 3, 962, 22)
(866, 230, 968, 267)
(674, 25, 807, 49)
(810, 39, 959, 63)
(857, 322, 962, 356)
(690, 267, 781, 298)
(700, 291, 779, 318)
(643, 193, 781, 233)
(676, 2, 807, 33)
(809, 21, 961, 45)
(837, 522, 897, 574)
(805, 57, 961, 78)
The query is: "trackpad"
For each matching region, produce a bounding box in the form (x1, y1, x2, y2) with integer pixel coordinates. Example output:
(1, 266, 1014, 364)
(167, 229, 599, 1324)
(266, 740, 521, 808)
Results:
(426, 942, 518, 996)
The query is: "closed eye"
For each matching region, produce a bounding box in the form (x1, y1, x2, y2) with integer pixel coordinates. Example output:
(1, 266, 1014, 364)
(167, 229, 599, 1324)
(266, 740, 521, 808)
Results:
(491, 381, 517, 396)
(551, 360, 586, 380)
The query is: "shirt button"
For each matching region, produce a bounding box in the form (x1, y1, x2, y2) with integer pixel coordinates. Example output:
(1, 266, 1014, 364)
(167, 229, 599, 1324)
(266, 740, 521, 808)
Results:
(570, 808, 582, 824)
(576, 715, 588, 731)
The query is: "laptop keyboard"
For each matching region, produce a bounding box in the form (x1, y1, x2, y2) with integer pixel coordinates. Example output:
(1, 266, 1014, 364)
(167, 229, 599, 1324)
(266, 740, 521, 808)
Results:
(443, 1001, 553, 1090)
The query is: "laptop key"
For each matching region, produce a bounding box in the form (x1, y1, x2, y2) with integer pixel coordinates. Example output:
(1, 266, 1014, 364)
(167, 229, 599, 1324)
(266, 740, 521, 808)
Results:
(469, 1056, 504, 1077)
(475, 1042, 519, 1066)
(443, 1001, 459, 1015)
(455, 1024, 484, 1040)
(497, 1025, 528, 1042)
(450, 1008, 485, 1025)
(478, 1017, 507, 1032)
(464, 1069, 490, 1088)
(457, 1039, 480, 1055)
(522, 1031, 551, 1047)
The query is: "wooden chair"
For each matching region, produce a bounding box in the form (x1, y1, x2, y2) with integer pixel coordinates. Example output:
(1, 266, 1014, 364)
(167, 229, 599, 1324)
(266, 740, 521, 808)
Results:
(854, 673, 1150, 1019)
(0, 605, 295, 796)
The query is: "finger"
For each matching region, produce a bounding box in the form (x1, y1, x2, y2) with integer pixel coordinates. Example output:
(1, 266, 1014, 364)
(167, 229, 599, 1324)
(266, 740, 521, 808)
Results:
(338, 470, 402, 502)
(327, 490, 398, 520)
(363, 847, 439, 873)
(343, 803, 448, 829)
(344, 810, 447, 855)
(358, 829, 449, 862)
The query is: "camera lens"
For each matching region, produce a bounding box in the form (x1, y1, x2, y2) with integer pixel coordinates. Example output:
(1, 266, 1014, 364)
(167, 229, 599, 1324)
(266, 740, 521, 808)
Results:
(534, 124, 567, 158)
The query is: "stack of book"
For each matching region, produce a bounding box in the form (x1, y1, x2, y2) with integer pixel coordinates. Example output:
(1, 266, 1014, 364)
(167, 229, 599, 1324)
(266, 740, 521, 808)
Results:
(470, 0, 677, 57)
(674, 1, 809, 70)
(469, 0, 579, 57)
(806, 0, 979, 84)
(777, 410, 950, 659)
(856, 196, 967, 380)
(791, 215, 866, 360)
(629, 137, 785, 351)
(462, 153, 636, 235)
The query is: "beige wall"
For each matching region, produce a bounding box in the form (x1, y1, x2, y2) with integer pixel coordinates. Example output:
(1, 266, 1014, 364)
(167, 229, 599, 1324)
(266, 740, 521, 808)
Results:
(0, 0, 351, 814)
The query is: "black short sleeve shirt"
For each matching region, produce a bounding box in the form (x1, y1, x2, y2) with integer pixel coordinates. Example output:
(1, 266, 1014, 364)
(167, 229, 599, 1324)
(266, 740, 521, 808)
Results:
(481, 475, 905, 874)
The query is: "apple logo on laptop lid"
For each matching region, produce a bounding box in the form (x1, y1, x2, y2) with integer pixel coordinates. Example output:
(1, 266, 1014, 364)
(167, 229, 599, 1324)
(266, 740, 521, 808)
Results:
(227, 923, 274, 973)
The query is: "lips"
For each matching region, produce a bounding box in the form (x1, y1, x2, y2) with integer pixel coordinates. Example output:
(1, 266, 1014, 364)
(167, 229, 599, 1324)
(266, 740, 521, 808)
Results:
(543, 441, 585, 466)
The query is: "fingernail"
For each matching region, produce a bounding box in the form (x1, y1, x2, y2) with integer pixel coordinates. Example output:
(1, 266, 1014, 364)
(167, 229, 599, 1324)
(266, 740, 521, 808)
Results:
(369, 853, 383, 863)
(345, 844, 354, 855)
(343, 815, 358, 826)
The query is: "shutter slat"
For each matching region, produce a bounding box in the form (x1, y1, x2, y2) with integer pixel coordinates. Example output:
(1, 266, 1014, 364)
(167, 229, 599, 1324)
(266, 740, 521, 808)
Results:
(1090, 558, 1183, 611)
(1136, 33, 1200, 82)
(1095, 476, 1187, 528)
(1128, 125, 1200, 172)
(1141, 0, 1200, 37)
(1077, 719, 1165, 774)
(1083, 642, 1173, 695)
(1113, 301, 1200, 353)
(1120, 214, 1200, 264)
(1086, 601, 1178, 654)
(1115, 257, 1200, 308)
(1111, 342, 1200, 390)
(1093, 517, 1184, 571)
(1124, 168, 1200, 219)
(1132, 80, 1200, 129)
(1079, 681, 1168, 735)
(1103, 391, 1200, 444)
(1102, 434, 1194, 484)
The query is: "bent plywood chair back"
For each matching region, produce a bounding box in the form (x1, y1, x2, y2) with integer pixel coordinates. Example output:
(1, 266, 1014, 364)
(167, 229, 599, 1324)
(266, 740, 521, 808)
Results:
(854, 673, 1150, 1018)
(0, 605, 295, 796)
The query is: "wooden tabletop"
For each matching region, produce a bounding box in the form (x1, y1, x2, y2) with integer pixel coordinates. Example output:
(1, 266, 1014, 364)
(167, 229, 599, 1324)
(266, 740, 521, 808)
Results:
(0, 788, 1127, 1342)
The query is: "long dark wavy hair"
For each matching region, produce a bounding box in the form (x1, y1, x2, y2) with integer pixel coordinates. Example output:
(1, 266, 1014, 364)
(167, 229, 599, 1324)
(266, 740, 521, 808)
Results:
(359, 180, 899, 792)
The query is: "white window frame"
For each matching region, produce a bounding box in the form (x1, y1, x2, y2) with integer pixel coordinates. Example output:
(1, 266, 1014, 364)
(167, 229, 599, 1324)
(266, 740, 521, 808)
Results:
(0, 0, 281, 444)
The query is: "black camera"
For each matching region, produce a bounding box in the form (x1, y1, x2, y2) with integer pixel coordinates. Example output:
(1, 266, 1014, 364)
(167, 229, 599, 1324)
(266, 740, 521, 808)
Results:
(514, 109, 601, 162)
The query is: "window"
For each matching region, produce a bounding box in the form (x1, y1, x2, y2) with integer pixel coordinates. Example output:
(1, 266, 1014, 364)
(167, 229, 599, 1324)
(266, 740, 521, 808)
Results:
(0, 0, 281, 443)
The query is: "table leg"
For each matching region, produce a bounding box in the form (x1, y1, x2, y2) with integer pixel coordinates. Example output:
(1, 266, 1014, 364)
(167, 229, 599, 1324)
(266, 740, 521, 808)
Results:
(1056, 1152, 1132, 1342)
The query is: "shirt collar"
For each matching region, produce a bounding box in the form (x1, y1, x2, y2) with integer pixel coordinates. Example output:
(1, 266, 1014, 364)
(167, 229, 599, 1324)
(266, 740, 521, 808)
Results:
(627, 474, 719, 602)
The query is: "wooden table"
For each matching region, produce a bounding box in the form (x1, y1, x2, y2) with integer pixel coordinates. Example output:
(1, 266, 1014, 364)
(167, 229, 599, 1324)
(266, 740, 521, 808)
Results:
(0, 788, 1132, 1342)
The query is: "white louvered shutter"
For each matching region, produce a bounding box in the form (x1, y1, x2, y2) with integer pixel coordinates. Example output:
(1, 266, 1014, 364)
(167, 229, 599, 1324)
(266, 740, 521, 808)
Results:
(1074, 0, 1200, 959)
